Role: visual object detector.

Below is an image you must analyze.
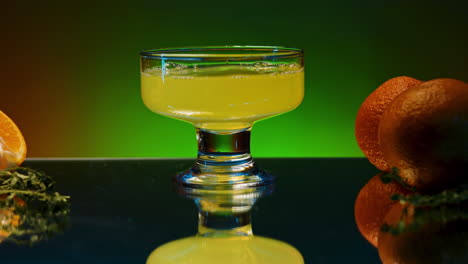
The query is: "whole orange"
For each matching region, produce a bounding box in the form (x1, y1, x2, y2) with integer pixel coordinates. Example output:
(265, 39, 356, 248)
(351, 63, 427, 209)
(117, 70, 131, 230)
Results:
(354, 173, 411, 247)
(355, 77, 423, 171)
(378, 78, 468, 192)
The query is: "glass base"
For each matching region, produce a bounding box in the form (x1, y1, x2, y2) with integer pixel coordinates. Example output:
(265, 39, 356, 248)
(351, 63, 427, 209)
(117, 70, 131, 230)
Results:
(175, 160, 274, 190)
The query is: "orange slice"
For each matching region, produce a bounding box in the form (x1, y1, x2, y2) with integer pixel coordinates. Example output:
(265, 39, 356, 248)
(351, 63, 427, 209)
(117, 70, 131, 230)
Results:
(0, 111, 27, 169)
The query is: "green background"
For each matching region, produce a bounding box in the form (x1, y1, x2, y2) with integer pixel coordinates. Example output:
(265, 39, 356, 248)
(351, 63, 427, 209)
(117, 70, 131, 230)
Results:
(1, 0, 467, 158)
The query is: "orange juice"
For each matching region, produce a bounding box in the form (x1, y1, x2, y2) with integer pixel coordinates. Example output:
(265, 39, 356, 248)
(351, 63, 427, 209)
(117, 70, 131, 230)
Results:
(141, 64, 304, 131)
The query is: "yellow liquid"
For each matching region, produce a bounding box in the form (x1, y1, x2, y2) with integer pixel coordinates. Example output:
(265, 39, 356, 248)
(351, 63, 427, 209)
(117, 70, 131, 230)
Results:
(141, 65, 304, 131)
(146, 236, 304, 264)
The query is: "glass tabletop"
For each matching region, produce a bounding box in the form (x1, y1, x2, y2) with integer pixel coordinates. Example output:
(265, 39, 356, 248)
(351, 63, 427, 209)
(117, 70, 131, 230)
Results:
(0, 158, 381, 263)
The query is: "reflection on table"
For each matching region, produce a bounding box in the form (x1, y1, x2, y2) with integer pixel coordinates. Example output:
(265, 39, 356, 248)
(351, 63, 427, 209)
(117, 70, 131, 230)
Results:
(147, 183, 304, 264)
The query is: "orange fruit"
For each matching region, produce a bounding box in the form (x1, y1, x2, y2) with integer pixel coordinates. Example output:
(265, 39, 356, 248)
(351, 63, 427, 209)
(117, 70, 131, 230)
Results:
(378, 203, 468, 264)
(354, 173, 411, 247)
(378, 78, 468, 192)
(355, 77, 423, 171)
(0, 111, 27, 169)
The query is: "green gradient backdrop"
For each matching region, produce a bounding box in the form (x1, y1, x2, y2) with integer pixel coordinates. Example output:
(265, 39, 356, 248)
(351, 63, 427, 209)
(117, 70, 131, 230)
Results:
(1, 0, 467, 157)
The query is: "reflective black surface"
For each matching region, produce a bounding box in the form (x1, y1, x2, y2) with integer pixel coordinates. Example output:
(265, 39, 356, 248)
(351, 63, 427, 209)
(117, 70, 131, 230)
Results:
(0, 158, 380, 263)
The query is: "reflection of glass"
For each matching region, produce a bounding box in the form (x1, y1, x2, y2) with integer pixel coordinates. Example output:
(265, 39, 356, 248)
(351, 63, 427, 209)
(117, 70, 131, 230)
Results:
(146, 184, 304, 264)
(140, 46, 304, 188)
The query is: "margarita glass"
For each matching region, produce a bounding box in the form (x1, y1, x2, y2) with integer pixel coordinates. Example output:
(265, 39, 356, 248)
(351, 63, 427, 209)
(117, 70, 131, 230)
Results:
(140, 46, 304, 188)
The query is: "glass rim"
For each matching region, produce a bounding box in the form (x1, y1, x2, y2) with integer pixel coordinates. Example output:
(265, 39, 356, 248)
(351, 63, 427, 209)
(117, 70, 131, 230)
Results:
(140, 46, 303, 61)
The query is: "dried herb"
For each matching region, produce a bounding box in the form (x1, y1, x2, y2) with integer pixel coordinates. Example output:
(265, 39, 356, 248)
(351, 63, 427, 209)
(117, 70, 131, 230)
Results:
(381, 205, 468, 235)
(380, 168, 417, 192)
(381, 167, 468, 235)
(392, 185, 468, 207)
(0, 167, 70, 245)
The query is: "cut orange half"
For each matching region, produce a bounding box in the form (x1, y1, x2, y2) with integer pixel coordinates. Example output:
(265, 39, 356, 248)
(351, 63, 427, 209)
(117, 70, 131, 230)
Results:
(0, 111, 27, 169)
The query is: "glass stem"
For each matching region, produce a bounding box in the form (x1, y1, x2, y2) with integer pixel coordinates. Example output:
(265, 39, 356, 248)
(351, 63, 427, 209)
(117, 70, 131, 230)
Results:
(177, 127, 272, 186)
(196, 128, 253, 167)
(197, 209, 253, 237)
